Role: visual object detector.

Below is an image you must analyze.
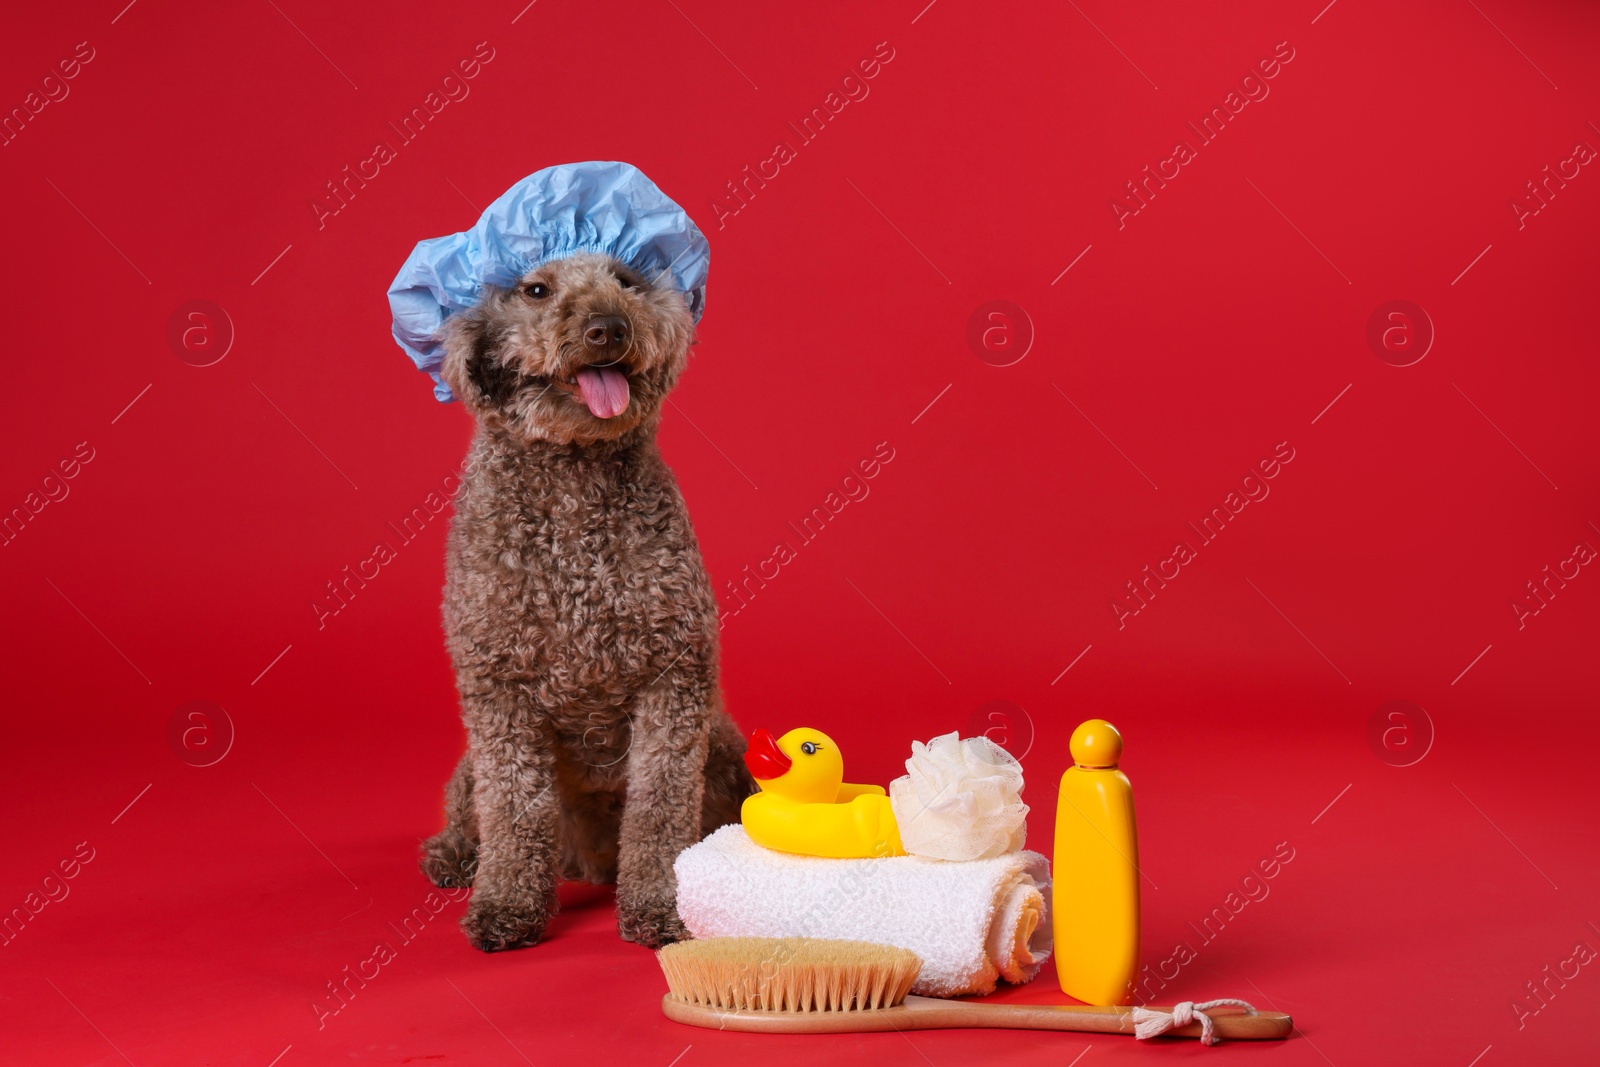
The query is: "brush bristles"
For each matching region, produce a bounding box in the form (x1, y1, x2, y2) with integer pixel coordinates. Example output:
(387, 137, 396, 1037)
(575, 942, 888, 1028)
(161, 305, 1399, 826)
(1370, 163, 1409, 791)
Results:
(658, 938, 922, 1013)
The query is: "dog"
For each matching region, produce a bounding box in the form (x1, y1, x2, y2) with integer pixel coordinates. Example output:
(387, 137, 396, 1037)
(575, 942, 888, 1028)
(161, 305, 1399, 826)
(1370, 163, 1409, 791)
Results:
(418, 250, 752, 951)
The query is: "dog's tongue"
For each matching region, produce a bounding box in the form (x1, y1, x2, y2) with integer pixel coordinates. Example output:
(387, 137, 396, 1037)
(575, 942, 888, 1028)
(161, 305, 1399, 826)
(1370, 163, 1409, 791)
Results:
(575, 366, 629, 418)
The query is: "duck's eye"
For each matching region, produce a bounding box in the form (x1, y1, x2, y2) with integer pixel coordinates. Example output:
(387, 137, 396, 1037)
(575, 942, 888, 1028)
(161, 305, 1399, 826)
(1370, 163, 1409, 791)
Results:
(523, 283, 549, 299)
(800, 741, 819, 755)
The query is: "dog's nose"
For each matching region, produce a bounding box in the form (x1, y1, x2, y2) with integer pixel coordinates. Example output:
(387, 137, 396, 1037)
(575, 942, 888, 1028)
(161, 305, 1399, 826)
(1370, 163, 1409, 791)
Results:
(584, 315, 629, 351)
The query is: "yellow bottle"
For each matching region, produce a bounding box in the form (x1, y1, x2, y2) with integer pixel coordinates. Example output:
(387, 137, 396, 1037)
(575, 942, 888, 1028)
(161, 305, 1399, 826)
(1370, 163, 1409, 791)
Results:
(1053, 718, 1140, 1005)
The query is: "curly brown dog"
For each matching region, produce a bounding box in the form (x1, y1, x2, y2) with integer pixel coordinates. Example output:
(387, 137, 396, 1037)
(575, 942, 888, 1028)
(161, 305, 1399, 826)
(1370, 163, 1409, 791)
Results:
(418, 251, 752, 951)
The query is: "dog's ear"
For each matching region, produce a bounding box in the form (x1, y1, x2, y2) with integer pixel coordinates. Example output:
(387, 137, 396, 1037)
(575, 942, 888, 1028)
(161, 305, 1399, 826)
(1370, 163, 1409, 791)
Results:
(466, 325, 520, 406)
(444, 311, 519, 406)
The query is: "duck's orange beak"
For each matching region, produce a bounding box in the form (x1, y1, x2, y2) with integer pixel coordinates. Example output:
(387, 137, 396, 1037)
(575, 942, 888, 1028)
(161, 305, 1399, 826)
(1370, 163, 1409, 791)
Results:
(744, 728, 792, 780)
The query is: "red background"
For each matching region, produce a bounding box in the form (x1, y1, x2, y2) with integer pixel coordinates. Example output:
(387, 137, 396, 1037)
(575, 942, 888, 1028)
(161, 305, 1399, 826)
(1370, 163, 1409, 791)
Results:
(3, 1, 1597, 1064)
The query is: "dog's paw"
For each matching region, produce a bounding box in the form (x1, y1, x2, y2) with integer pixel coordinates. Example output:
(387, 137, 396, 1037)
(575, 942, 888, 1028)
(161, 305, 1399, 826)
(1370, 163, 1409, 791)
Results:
(616, 897, 689, 948)
(420, 830, 478, 889)
(460, 897, 547, 952)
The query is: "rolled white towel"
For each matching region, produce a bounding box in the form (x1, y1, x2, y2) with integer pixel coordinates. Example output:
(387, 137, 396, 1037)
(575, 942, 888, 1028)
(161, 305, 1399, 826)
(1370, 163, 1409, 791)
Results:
(674, 824, 1053, 997)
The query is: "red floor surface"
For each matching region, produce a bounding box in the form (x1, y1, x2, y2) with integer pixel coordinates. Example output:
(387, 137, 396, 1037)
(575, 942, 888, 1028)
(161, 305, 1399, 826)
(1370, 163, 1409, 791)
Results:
(4, 1, 1598, 1065)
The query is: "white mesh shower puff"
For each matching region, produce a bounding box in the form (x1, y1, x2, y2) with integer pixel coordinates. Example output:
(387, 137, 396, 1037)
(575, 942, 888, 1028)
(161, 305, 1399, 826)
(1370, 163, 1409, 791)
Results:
(889, 732, 1029, 861)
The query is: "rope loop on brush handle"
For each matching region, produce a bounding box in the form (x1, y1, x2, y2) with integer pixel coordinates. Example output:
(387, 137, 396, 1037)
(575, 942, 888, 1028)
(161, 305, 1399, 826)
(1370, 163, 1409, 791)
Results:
(1130, 998, 1258, 1045)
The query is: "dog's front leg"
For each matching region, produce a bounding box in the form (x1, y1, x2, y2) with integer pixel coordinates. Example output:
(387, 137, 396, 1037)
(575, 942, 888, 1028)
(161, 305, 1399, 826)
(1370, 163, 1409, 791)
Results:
(615, 679, 711, 948)
(460, 686, 560, 952)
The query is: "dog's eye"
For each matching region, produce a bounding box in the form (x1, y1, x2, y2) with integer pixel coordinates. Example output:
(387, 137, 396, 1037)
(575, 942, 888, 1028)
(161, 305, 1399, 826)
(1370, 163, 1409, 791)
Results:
(614, 270, 640, 290)
(523, 283, 550, 299)
(800, 741, 819, 755)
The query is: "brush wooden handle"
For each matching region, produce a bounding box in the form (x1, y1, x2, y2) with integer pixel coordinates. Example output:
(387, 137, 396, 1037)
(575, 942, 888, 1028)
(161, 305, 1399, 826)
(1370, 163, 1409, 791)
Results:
(663, 994, 1293, 1040)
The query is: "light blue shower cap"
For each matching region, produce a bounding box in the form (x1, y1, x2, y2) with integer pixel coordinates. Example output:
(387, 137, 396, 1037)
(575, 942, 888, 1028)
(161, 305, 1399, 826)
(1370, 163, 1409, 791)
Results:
(388, 160, 710, 402)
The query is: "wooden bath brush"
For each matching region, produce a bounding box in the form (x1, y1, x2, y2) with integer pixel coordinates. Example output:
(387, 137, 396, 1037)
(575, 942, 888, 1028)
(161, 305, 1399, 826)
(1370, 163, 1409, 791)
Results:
(657, 938, 1293, 1043)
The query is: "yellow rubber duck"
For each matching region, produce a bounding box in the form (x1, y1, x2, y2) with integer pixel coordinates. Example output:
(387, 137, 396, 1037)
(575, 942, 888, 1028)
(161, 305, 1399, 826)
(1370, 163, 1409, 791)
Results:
(740, 727, 906, 859)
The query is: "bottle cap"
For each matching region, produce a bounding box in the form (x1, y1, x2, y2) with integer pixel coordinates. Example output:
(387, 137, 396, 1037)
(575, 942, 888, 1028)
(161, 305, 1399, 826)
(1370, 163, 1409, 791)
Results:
(1070, 719, 1122, 768)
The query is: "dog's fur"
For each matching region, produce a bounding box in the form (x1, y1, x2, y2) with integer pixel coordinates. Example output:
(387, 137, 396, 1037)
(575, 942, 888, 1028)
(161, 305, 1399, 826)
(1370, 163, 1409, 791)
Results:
(419, 252, 751, 951)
